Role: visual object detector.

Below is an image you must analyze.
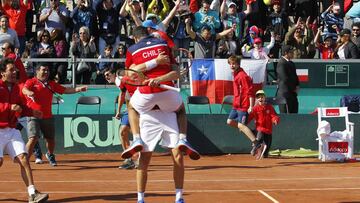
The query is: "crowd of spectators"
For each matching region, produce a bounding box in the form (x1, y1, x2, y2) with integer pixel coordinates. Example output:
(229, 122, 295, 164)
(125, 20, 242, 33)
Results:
(1, 0, 360, 84)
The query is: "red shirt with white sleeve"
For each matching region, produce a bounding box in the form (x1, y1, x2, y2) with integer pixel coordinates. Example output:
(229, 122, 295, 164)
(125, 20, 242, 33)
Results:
(232, 67, 254, 111)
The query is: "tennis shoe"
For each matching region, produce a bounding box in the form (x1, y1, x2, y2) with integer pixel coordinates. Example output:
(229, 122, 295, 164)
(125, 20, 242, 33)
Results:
(35, 158, 43, 164)
(45, 153, 57, 166)
(250, 141, 262, 156)
(137, 200, 145, 203)
(255, 144, 267, 160)
(28, 190, 48, 203)
(175, 198, 185, 203)
(121, 138, 144, 159)
(119, 159, 135, 169)
(176, 139, 200, 160)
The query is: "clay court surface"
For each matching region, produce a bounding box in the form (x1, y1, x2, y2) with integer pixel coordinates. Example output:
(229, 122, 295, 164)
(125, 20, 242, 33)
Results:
(1, 153, 360, 203)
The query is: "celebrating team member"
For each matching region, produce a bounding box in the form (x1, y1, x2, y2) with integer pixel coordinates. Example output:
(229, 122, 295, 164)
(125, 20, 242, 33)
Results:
(22, 63, 87, 167)
(226, 55, 264, 156)
(121, 26, 200, 161)
(0, 59, 49, 203)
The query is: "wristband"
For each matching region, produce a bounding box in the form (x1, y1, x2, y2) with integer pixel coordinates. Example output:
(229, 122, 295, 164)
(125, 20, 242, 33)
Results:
(145, 59, 158, 71)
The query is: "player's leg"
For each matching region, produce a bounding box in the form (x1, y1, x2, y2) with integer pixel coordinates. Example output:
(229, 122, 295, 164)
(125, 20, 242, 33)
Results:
(6, 128, 48, 202)
(121, 102, 144, 159)
(136, 152, 152, 203)
(25, 117, 40, 158)
(227, 109, 239, 128)
(171, 147, 185, 203)
(119, 112, 136, 169)
(42, 118, 57, 166)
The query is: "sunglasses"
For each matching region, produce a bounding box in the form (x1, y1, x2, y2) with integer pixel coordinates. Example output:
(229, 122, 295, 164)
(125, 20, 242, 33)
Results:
(1, 47, 6, 50)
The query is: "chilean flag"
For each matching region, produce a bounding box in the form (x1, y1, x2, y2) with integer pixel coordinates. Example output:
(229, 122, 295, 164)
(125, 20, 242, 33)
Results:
(190, 59, 267, 104)
(296, 69, 309, 82)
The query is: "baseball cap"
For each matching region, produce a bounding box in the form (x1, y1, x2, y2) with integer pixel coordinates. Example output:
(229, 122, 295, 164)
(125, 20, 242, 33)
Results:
(132, 0, 140, 3)
(228, 2, 236, 7)
(249, 25, 259, 35)
(255, 90, 266, 97)
(254, 37, 262, 44)
(281, 45, 294, 55)
(142, 20, 159, 30)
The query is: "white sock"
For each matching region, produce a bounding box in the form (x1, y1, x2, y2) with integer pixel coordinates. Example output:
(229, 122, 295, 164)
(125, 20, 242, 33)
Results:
(175, 188, 183, 201)
(133, 134, 140, 139)
(28, 185, 36, 195)
(179, 133, 187, 140)
(137, 192, 144, 201)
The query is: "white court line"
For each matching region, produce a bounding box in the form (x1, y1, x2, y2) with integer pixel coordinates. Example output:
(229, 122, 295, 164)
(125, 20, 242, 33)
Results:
(1, 187, 360, 194)
(258, 190, 280, 203)
(1, 176, 360, 183)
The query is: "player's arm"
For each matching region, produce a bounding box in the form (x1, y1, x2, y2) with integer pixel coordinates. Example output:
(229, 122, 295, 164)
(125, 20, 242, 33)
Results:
(129, 51, 170, 72)
(115, 91, 126, 119)
(63, 86, 88, 94)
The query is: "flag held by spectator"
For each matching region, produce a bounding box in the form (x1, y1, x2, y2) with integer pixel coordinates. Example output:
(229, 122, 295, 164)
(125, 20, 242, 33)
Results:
(190, 59, 267, 104)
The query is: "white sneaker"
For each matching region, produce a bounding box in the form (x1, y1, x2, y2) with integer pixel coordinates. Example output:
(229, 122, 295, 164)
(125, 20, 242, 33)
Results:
(35, 158, 43, 164)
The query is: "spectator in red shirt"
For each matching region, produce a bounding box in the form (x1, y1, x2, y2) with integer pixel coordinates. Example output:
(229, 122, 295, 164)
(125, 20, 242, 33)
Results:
(314, 26, 336, 59)
(0, 58, 48, 203)
(226, 55, 264, 157)
(22, 63, 88, 167)
(248, 90, 280, 159)
(1, 0, 28, 55)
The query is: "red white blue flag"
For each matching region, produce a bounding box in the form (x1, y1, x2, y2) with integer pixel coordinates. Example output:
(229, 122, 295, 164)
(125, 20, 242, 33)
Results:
(189, 59, 267, 104)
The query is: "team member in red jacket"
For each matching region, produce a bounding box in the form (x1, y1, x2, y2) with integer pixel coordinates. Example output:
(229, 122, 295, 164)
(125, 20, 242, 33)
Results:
(248, 90, 280, 159)
(0, 58, 49, 203)
(22, 63, 87, 167)
(226, 55, 263, 156)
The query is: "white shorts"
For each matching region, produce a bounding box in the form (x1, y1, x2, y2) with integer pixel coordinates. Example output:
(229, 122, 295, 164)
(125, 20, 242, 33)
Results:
(140, 110, 179, 152)
(0, 128, 27, 160)
(130, 89, 183, 114)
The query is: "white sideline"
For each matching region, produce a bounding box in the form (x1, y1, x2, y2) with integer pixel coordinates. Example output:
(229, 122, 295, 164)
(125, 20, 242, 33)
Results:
(1, 187, 360, 194)
(258, 190, 279, 203)
(1, 176, 360, 183)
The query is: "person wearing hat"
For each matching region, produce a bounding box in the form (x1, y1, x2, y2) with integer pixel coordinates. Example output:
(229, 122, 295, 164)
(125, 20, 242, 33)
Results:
(276, 44, 299, 113)
(241, 33, 275, 59)
(336, 28, 360, 59)
(142, 20, 176, 49)
(320, 2, 344, 40)
(248, 90, 280, 159)
(220, 0, 252, 41)
(313, 26, 336, 59)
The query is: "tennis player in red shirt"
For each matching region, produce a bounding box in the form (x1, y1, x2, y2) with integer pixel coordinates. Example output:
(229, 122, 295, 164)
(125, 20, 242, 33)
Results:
(22, 63, 87, 167)
(0, 58, 49, 203)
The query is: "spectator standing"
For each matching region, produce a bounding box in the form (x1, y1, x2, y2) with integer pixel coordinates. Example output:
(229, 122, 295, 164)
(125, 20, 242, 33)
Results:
(70, 26, 97, 84)
(22, 63, 88, 167)
(351, 22, 360, 50)
(50, 28, 68, 83)
(284, 17, 313, 59)
(146, 0, 169, 20)
(216, 29, 238, 58)
(185, 17, 235, 58)
(70, 0, 98, 37)
(321, 3, 344, 40)
(0, 58, 49, 203)
(1, 0, 28, 55)
(0, 15, 20, 55)
(193, 0, 221, 34)
(96, 0, 120, 56)
(171, 10, 192, 57)
(39, 0, 69, 34)
(241, 34, 275, 59)
(335, 28, 360, 59)
(313, 26, 336, 59)
(276, 45, 299, 113)
(220, 0, 252, 41)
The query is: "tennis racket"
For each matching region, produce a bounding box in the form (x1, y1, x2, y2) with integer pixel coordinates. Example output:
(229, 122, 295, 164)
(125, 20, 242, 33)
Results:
(116, 69, 180, 92)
